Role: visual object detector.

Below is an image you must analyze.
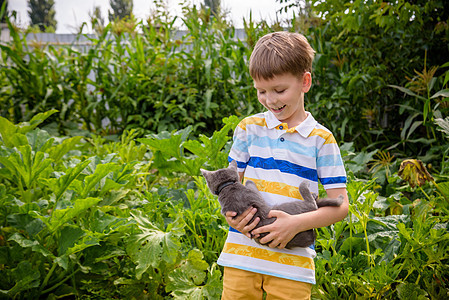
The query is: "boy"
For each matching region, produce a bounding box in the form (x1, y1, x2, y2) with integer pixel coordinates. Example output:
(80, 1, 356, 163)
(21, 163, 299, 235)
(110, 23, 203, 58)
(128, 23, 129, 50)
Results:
(218, 31, 349, 299)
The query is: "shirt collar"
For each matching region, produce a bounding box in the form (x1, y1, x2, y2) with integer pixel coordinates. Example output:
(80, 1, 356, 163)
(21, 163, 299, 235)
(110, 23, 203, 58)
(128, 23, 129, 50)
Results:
(264, 110, 318, 138)
(296, 112, 318, 137)
(264, 111, 281, 129)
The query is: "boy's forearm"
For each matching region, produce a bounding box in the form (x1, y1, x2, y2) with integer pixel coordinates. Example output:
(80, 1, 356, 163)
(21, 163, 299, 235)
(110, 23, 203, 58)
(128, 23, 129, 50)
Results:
(292, 188, 349, 231)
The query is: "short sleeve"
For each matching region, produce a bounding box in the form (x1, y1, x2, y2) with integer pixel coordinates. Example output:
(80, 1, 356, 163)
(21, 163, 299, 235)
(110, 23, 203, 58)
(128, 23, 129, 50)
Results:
(228, 120, 250, 173)
(316, 132, 347, 190)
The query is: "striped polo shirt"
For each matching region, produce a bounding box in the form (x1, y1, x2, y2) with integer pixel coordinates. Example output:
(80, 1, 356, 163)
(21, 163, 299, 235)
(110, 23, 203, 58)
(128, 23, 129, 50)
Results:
(217, 111, 347, 284)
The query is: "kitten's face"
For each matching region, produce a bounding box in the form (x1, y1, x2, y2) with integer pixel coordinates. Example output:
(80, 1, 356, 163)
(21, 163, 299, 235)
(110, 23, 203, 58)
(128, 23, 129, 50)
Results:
(201, 161, 239, 195)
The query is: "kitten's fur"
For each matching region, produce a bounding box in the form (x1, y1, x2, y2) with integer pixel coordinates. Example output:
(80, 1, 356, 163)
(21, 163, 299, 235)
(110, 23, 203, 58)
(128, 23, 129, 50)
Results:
(201, 161, 344, 249)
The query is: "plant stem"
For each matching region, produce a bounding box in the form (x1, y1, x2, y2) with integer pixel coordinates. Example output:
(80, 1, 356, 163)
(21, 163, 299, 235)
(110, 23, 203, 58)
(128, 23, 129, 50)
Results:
(418, 186, 432, 202)
(41, 269, 80, 295)
(349, 214, 353, 259)
(363, 224, 373, 266)
(39, 261, 57, 296)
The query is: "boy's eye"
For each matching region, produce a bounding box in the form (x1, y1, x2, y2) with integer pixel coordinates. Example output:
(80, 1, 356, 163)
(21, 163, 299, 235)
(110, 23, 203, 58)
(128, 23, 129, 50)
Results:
(275, 89, 286, 94)
(258, 90, 266, 94)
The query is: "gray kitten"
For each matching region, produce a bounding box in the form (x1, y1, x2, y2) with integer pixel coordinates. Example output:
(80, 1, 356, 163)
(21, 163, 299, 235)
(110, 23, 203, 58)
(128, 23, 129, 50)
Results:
(200, 160, 344, 249)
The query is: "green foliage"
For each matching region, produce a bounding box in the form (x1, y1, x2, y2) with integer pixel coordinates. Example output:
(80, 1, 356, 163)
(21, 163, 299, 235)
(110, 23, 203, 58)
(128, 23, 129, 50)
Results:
(435, 116, 449, 138)
(1, 0, 449, 298)
(0, 113, 233, 298)
(1, 0, 448, 169)
(138, 115, 239, 177)
(203, 0, 221, 18)
(1, 5, 258, 138)
(302, 0, 449, 163)
(0, 112, 448, 298)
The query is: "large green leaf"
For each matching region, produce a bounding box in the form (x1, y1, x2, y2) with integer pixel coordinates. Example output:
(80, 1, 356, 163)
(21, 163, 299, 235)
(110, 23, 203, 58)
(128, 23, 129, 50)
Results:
(166, 253, 222, 300)
(0, 111, 58, 149)
(0, 144, 53, 191)
(88, 209, 130, 233)
(166, 249, 208, 293)
(430, 88, 449, 99)
(183, 115, 239, 170)
(435, 117, 449, 138)
(0, 116, 18, 148)
(7, 213, 45, 236)
(397, 282, 428, 300)
(8, 233, 54, 259)
(388, 85, 427, 101)
(46, 197, 101, 232)
(436, 181, 449, 199)
(72, 161, 120, 198)
(47, 136, 83, 162)
(138, 126, 193, 161)
(127, 211, 184, 280)
(57, 225, 85, 256)
(26, 129, 54, 153)
(55, 230, 103, 270)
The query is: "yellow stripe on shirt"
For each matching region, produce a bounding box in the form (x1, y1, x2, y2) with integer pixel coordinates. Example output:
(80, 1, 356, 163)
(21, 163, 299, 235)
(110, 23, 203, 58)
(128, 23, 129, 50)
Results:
(243, 177, 303, 200)
(309, 128, 336, 144)
(222, 242, 315, 270)
(238, 117, 267, 131)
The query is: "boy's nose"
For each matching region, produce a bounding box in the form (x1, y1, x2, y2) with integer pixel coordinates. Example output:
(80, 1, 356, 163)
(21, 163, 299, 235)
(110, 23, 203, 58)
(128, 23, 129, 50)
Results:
(265, 93, 276, 105)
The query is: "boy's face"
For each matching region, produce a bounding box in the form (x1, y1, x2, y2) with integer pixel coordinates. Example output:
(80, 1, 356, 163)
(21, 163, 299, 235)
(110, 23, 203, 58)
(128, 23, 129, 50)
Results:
(254, 72, 311, 127)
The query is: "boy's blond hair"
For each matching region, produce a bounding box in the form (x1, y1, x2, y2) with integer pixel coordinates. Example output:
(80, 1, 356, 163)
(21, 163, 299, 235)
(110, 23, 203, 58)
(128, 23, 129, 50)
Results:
(249, 31, 315, 80)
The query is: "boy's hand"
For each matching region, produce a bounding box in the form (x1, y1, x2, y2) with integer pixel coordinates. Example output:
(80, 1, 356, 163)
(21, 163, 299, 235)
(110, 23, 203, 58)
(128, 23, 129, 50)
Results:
(225, 207, 260, 239)
(251, 210, 303, 249)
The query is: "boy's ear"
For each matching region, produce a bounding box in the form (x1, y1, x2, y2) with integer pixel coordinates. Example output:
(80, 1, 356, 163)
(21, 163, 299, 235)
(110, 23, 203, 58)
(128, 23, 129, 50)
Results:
(302, 72, 312, 93)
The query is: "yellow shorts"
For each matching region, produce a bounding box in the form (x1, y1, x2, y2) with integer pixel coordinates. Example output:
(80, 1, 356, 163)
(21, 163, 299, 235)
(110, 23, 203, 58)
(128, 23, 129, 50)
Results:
(221, 266, 312, 300)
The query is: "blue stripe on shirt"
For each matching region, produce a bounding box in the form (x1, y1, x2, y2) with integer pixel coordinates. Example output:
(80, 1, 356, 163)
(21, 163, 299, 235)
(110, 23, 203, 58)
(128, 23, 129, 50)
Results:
(247, 135, 317, 157)
(317, 154, 344, 167)
(248, 156, 318, 182)
(228, 157, 248, 169)
(229, 226, 241, 233)
(320, 176, 347, 185)
(232, 137, 248, 153)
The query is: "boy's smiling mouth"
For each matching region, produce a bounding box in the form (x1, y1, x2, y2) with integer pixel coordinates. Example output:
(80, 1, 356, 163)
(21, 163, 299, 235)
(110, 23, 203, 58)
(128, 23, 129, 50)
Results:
(271, 104, 286, 113)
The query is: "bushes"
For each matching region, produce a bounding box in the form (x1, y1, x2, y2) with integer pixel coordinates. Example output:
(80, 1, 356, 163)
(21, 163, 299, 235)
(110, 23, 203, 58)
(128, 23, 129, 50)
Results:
(0, 112, 232, 298)
(302, 0, 449, 160)
(1, 113, 448, 298)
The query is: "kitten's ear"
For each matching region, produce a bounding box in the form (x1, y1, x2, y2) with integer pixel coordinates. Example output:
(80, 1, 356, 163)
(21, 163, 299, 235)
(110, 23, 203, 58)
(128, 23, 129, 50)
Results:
(200, 169, 210, 178)
(229, 160, 238, 170)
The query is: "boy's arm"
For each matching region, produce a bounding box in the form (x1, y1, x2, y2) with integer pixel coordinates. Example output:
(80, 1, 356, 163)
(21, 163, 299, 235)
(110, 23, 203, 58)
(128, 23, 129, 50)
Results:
(251, 187, 349, 249)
